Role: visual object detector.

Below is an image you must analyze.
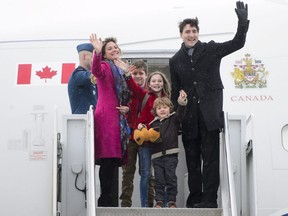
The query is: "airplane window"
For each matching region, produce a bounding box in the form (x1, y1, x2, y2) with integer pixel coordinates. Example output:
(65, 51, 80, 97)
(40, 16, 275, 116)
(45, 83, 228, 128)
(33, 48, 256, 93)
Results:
(281, 125, 288, 152)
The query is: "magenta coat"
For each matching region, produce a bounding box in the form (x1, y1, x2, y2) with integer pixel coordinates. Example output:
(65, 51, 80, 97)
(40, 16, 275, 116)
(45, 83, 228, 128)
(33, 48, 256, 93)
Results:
(92, 53, 122, 164)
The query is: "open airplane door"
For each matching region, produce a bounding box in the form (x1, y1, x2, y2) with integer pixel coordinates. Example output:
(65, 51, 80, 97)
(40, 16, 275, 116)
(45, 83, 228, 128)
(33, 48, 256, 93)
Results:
(56, 108, 96, 216)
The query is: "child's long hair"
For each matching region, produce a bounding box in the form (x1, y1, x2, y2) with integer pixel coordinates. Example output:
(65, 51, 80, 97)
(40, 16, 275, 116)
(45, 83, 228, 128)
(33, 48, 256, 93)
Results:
(146, 71, 171, 98)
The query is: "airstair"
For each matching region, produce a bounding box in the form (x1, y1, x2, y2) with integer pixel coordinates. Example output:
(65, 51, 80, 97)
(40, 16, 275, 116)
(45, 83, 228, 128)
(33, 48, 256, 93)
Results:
(96, 207, 221, 216)
(52, 108, 250, 216)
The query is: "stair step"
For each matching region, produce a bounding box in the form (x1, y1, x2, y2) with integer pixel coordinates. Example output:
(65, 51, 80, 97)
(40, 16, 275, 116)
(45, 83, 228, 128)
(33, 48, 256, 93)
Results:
(96, 207, 222, 216)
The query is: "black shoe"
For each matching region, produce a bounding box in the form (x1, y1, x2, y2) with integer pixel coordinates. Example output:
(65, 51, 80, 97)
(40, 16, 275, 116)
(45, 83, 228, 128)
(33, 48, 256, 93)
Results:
(205, 202, 217, 208)
(186, 202, 202, 208)
(186, 204, 194, 208)
(98, 194, 113, 207)
(186, 200, 202, 208)
(194, 201, 217, 208)
(193, 202, 205, 208)
(147, 202, 154, 208)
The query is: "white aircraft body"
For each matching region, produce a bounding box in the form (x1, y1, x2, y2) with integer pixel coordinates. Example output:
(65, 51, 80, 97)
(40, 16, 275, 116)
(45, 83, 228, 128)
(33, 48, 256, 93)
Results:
(1, 0, 288, 216)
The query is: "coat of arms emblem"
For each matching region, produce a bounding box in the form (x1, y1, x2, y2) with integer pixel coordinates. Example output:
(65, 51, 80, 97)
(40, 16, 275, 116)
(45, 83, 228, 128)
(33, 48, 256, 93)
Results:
(231, 54, 268, 88)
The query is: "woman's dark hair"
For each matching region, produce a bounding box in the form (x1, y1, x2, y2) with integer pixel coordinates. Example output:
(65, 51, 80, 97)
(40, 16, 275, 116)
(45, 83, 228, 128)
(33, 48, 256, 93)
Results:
(101, 37, 120, 59)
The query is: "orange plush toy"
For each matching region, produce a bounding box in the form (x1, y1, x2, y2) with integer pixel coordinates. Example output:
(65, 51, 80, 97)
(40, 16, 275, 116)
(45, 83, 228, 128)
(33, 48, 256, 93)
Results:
(134, 127, 150, 145)
(148, 128, 161, 142)
(134, 125, 161, 145)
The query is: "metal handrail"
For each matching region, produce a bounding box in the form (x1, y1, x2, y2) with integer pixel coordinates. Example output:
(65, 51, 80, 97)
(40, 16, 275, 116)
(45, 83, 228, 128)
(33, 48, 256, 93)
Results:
(86, 106, 96, 216)
(220, 112, 238, 216)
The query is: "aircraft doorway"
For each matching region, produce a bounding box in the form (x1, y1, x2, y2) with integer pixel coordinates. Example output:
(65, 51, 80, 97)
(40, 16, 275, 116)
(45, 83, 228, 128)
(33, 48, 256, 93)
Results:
(124, 58, 171, 82)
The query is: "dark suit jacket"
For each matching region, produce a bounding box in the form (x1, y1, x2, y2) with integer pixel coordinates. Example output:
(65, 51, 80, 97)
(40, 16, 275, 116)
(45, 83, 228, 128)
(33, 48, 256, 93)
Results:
(169, 21, 249, 135)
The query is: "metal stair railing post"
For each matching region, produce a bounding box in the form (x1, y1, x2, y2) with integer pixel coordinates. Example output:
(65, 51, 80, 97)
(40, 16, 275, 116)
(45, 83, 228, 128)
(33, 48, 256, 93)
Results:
(220, 112, 238, 216)
(86, 106, 96, 216)
(52, 106, 58, 216)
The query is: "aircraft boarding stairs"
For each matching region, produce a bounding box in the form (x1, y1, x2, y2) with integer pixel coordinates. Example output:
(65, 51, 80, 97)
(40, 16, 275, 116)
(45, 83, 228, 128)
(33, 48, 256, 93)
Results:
(53, 108, 252, 216)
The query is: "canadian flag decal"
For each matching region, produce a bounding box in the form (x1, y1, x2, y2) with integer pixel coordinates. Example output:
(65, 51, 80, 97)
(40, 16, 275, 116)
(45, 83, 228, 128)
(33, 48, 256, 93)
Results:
(17, 63, 76, 85)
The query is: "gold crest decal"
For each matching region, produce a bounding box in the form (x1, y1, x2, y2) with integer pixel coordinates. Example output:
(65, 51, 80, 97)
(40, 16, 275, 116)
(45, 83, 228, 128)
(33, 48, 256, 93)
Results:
(231, 54, 268, 88)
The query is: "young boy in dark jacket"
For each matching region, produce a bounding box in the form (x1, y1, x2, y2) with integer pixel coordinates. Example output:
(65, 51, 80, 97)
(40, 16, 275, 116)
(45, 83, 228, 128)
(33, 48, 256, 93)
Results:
(136, 90, 187, 208)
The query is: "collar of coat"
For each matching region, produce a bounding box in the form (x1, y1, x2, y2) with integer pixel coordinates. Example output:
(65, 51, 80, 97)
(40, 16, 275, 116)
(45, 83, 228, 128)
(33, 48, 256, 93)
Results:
(149, 111, 176, 125)
(181, 41, 205, 62)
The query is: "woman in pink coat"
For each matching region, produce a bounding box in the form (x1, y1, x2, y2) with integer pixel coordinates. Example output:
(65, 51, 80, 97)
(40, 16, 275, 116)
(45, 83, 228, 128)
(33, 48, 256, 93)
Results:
(90, 34, 131, 207)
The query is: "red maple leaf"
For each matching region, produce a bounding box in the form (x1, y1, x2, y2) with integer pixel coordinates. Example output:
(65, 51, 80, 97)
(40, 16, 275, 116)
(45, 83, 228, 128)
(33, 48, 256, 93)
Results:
(36, 66, 57, 82)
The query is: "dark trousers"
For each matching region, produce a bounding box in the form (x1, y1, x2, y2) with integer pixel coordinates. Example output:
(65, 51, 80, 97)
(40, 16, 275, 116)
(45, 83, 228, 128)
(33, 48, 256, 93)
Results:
(183, 115, 220, 206)
(120, 140, 140, 207)
(120, 140, 155, 207)
(98, 158, 119, 207)
(152, 154, 178, 202)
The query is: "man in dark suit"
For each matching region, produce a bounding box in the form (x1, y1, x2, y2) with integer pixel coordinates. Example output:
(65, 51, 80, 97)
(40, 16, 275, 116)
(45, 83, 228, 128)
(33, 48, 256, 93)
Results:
(169, 1, 249, 208)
